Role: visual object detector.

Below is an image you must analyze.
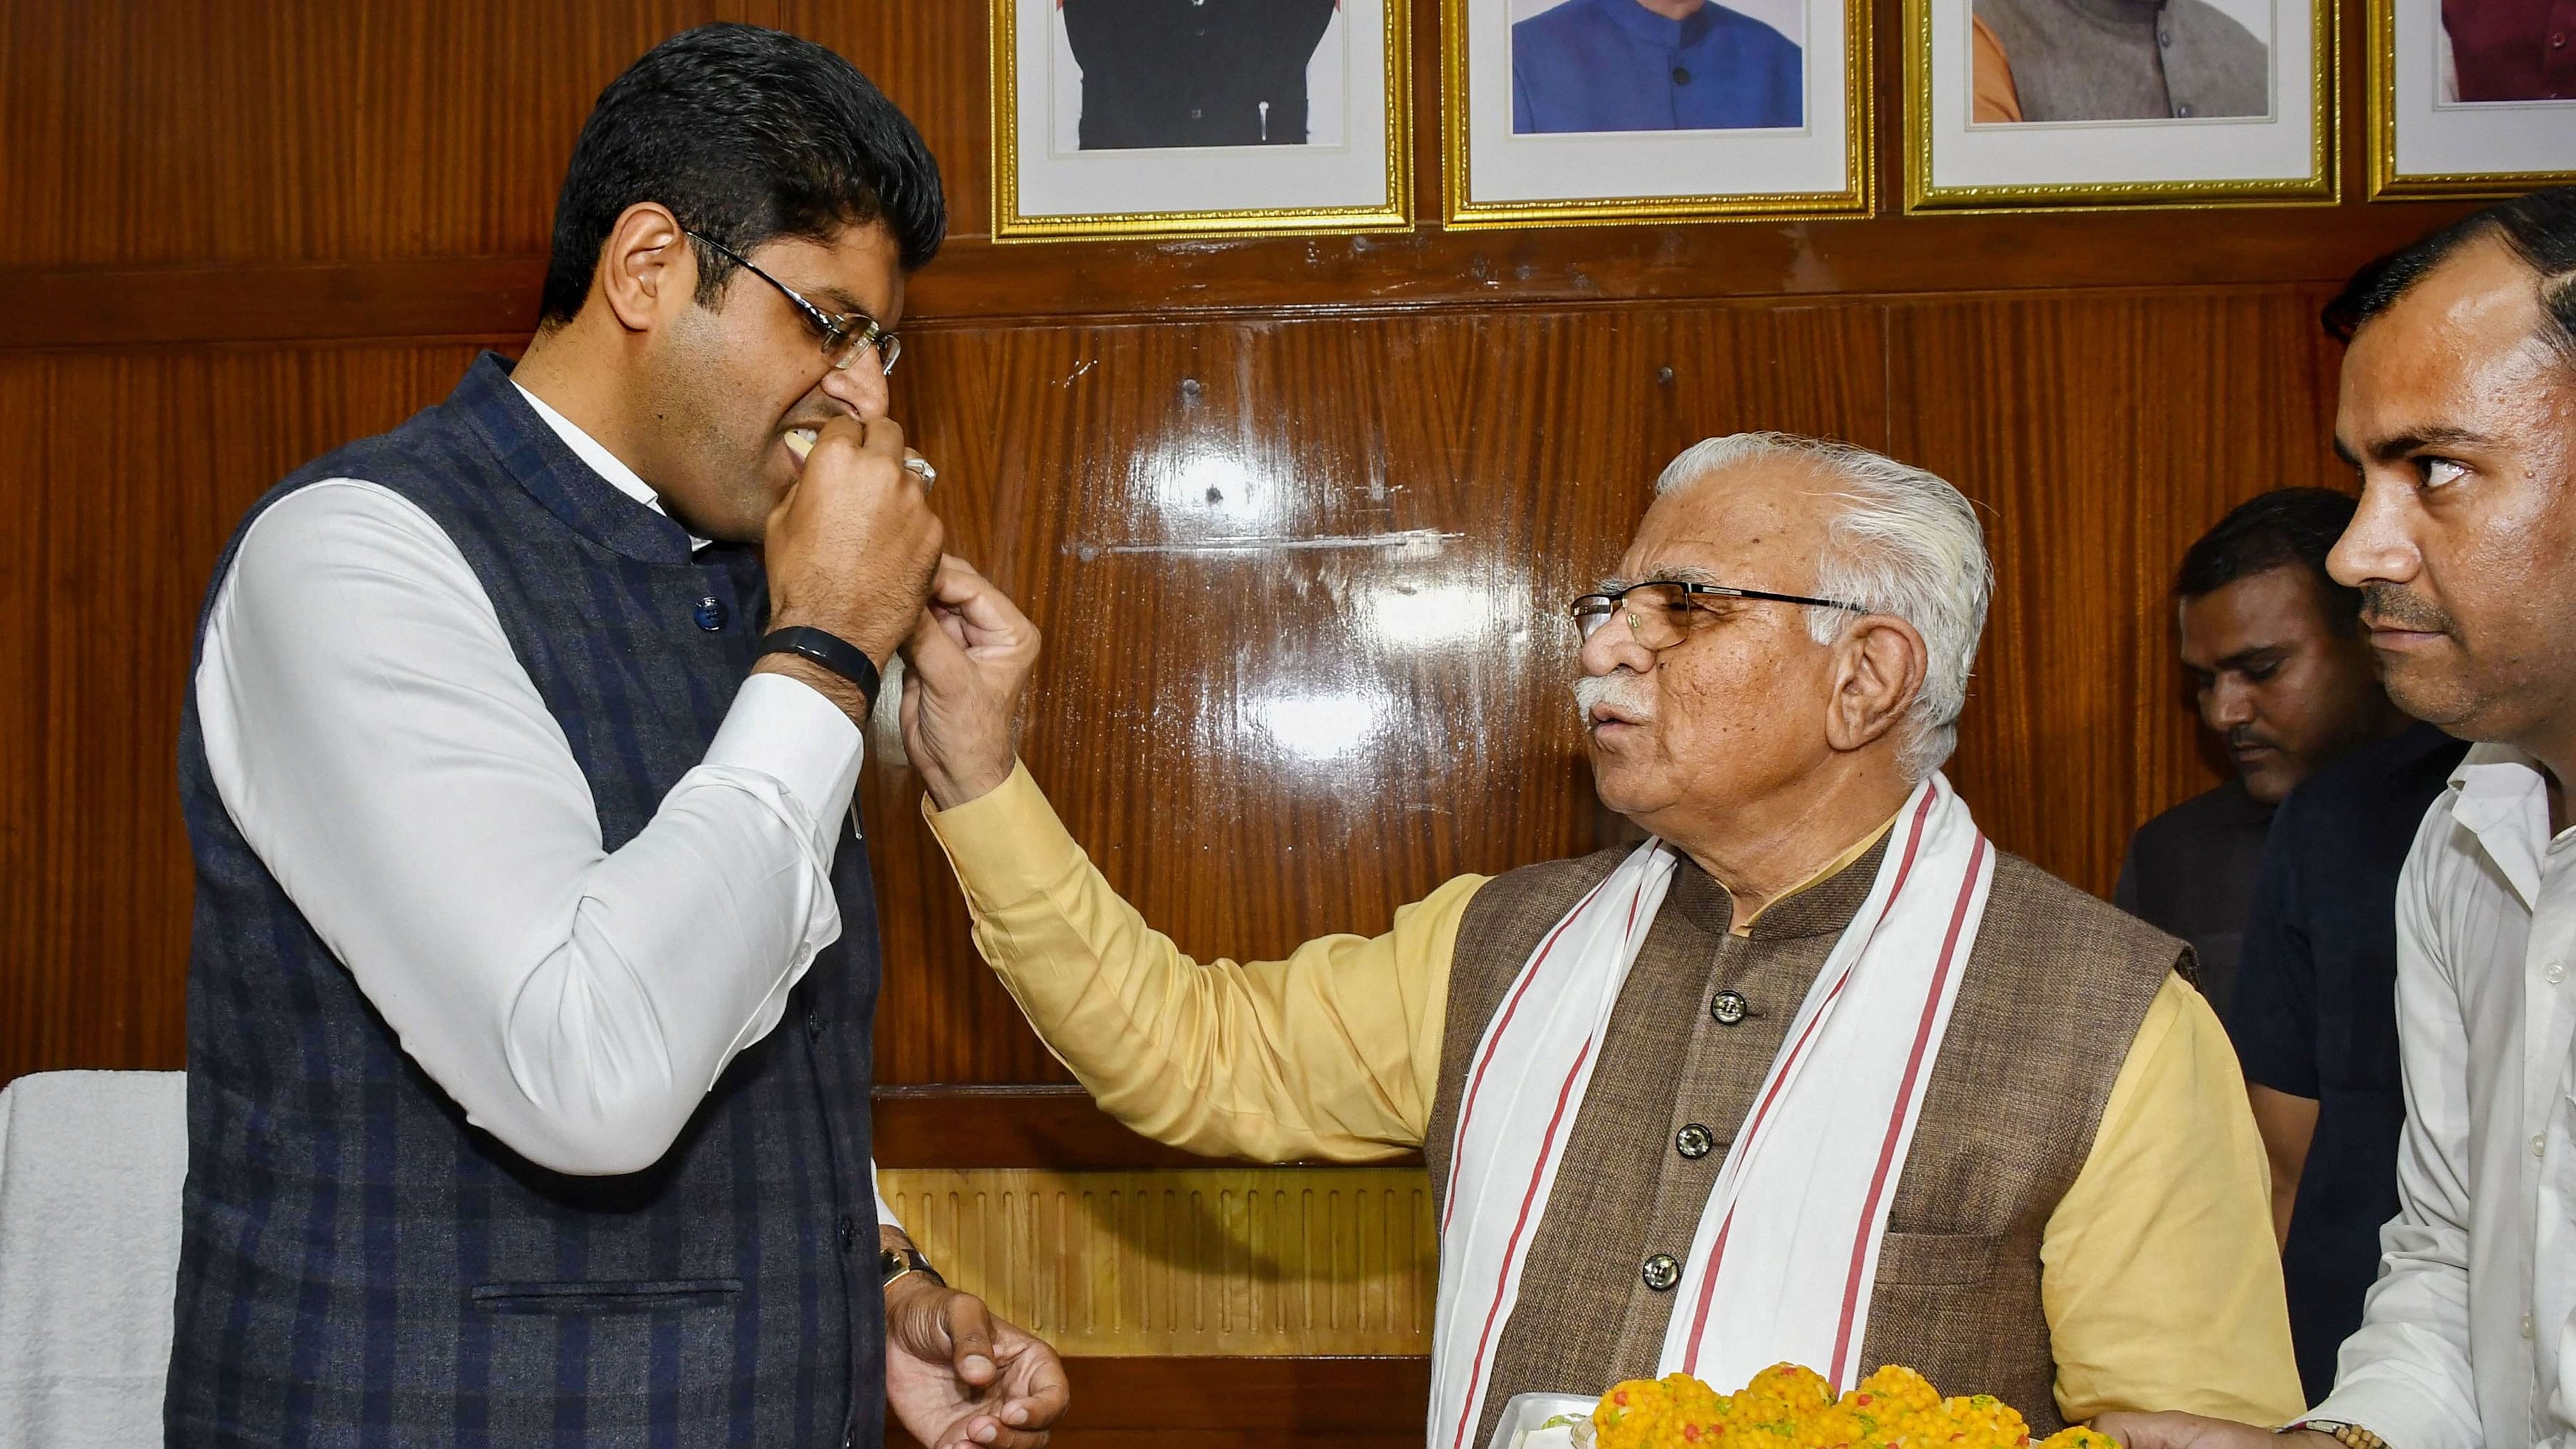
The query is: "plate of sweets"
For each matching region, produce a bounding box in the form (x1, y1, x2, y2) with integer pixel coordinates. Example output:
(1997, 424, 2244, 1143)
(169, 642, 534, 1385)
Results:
(1491, 1362, 2124, 1449)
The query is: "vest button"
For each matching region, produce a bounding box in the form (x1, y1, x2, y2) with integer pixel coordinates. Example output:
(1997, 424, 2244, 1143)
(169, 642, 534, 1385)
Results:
(839, 1213, 860, 1254)
(1675, 1122, 1715, 1160)
(805, 1007, 825, 1042)
(693, 595, 728, 631)
(1641, 1253, 1681, 1292)
(1671, 65, 1692, 85)
(1710, 989, 1748, 1025)
(2175, 102, 2195, 117)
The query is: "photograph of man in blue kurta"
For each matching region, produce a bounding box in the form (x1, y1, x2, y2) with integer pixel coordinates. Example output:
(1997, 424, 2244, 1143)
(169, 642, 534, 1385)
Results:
(1512, 0, 1804, 132)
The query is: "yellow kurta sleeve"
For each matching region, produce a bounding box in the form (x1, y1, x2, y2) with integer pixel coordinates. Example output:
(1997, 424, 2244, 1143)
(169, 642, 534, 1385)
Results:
(923, 761, 1484, 1163)
(2040, 972, 2305, 1424)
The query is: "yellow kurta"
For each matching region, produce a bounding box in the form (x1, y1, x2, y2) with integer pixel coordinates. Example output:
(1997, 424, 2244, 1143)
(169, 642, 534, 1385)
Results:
(926, 762, 2304, 1425)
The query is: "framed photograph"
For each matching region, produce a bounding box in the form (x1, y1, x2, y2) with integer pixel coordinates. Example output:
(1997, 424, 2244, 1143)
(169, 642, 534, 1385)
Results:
(2366, 0, 2576, 197)
(1441, 0, 1873, 228)
(1905, 0, 2334, 210)
(990, 0, 1412, 241)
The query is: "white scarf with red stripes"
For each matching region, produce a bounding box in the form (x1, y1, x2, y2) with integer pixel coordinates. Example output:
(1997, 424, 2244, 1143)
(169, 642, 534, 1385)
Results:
(1426, 776, 1994, 1449)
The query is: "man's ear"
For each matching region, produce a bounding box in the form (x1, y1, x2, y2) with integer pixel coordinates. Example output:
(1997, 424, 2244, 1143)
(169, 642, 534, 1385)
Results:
(593, 202, 694, 336)
(1826, 615, 1928, 755)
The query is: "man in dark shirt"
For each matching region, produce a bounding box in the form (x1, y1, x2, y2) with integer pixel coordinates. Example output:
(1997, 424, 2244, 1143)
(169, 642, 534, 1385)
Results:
(2229, 721, 2467, 1401)
(1063, 0, 1338, 149)
(2117, 489, 2411, 1014)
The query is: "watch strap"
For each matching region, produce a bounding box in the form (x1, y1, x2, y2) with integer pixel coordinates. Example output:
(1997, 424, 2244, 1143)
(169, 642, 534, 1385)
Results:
(880, 1243, 944, 1289)
(758, 625, 880, 712)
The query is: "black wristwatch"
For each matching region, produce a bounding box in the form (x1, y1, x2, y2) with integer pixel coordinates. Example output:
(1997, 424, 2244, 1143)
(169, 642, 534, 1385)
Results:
(759, 625, 881, 712)
(880, 1243, 944, 1290)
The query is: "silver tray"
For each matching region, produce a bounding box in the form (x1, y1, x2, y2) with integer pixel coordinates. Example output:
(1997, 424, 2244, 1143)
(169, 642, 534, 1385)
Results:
(1484, 1391, 1598, 1449)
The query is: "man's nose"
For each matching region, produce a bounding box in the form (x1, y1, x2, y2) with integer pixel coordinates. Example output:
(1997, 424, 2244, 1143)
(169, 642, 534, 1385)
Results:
(817, 359, 890, 422)
(2204, 676, 2257, 731)
(2328, 476, 2419, 590)
(1578, 616, 1657, 678)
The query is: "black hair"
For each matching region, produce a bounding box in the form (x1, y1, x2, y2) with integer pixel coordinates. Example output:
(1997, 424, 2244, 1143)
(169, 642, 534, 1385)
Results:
(2322, 186, 2576, 353)
(538, 23, 945, 328)
(2174, 488, 2363, 629)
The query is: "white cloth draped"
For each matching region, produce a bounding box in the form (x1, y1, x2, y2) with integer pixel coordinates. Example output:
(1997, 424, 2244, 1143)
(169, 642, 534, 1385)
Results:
(1427, 775, 1994, 1449)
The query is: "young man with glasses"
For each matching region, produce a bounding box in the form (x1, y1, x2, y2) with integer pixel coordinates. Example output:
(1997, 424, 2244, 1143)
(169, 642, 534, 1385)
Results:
(888, 433, 2302, 1443)
(167, 24, 1065, 1448)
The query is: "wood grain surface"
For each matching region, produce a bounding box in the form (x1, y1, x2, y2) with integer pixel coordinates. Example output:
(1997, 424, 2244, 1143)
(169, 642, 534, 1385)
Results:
(0, 0, 2445, 1437)
(886, 1356, 1430, 1449)
(878, 1167, 1438, 1356)
(3, 1, 2396, 1082)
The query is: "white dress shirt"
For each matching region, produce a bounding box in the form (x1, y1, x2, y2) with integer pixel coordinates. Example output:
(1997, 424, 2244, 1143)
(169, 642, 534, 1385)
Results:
(2308, 743, 2576, 1447)
(196, 385, 897, 1224)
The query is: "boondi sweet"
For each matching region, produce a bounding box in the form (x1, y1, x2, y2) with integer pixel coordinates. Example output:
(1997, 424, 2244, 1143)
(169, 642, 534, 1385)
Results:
(1578, 1365, 2123, 1449)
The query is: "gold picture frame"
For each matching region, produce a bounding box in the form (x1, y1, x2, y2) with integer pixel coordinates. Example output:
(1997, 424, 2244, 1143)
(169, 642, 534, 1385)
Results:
(1904, 0, 2338, 212)
(988, 0, 1414, 241)
(1440, 0, 1874, 229)
(2364, 0, 2576, 198)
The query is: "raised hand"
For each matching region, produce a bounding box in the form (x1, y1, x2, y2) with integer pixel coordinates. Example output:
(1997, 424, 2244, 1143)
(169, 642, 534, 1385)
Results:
(899, 555, 1042, 809)
(757, 413, 944, 720)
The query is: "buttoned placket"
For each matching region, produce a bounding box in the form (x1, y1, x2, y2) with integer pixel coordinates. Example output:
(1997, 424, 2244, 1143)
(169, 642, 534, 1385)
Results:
(1614, 908, 1836, 1362)
(2527, 828, 2576, 1432)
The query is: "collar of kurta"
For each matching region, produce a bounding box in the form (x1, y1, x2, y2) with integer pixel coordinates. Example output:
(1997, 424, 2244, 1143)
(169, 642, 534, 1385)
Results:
(1662, 812, 1901, 941)
(450, 351, 703, 567)
(2051, 0, 2174, 32)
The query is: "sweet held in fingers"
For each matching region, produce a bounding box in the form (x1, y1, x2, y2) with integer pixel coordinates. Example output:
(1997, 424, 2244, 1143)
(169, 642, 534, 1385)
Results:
(780, 427, 938, 489)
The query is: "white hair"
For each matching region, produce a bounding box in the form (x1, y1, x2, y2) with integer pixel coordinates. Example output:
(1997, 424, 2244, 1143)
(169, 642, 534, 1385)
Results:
(1654, 432, 1993, 780)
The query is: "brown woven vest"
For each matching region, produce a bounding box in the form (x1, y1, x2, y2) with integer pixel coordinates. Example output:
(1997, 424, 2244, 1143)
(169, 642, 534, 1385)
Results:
(1422, 836, 2182, 1445)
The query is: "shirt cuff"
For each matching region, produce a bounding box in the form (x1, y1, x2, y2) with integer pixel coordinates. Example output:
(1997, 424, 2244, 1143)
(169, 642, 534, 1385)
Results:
(2301, 1383, 2455, 1448)
(706, 672, 864, 850)
(920, 760, 1089, 915)
(872, 1160, 903, 1236)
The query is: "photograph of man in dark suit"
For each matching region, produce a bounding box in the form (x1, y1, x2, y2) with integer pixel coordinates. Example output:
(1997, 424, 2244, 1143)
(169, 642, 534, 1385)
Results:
(1063, 0, 1341, 149)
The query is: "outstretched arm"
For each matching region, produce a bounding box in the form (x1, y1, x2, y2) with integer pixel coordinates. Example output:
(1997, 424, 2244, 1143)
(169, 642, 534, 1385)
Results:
(901, 557, 1479, 1162)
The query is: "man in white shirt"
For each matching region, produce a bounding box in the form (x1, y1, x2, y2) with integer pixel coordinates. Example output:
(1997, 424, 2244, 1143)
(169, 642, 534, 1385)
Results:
(163, 24, 1066, 1448)
(2096, 189, 2576, 1449)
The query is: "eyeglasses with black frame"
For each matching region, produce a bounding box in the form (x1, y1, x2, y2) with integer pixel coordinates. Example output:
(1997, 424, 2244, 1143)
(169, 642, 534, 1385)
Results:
(1568, 580, 1867, 651)
(686, 231, 901, 377)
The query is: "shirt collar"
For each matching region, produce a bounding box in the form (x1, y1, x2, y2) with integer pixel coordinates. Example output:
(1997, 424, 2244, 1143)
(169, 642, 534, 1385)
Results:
(511, 382, 713, 554)
(2445, 742, 2564, 908)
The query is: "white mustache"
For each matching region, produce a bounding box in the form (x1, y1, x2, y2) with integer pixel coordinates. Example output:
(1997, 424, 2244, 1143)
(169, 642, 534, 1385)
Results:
(1573, 672, 1655, 725)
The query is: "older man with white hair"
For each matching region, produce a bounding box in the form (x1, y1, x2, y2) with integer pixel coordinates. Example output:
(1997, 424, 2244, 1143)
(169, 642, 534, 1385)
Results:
(897, 433, 2303, 1442)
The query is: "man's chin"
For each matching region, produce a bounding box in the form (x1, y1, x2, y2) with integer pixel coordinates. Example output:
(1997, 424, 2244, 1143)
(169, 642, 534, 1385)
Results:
(2378, 655, 2486, 734)
(1584, 754, 1662, 818)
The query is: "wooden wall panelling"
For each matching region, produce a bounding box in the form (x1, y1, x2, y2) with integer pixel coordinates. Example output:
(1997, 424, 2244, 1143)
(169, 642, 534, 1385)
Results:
(0, 0, 988, 270)
(1888, 288, 2352, 897)
(888, 1356, 1431, 1449)
(1, 206, 2494, 352)
(0, 345, 488, 1080)
(864, 302, 1889, 1085)
(878, 1167, 1438, 1355)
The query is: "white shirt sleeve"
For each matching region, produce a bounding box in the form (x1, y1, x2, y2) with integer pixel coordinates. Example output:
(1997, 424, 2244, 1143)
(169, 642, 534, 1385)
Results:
(196, 478, 868, 1178)
(2304, 809, 2486, 1448)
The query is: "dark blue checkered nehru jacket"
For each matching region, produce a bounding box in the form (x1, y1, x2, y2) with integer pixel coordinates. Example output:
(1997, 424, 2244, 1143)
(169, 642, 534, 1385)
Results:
(167, 353, 887, 1447)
